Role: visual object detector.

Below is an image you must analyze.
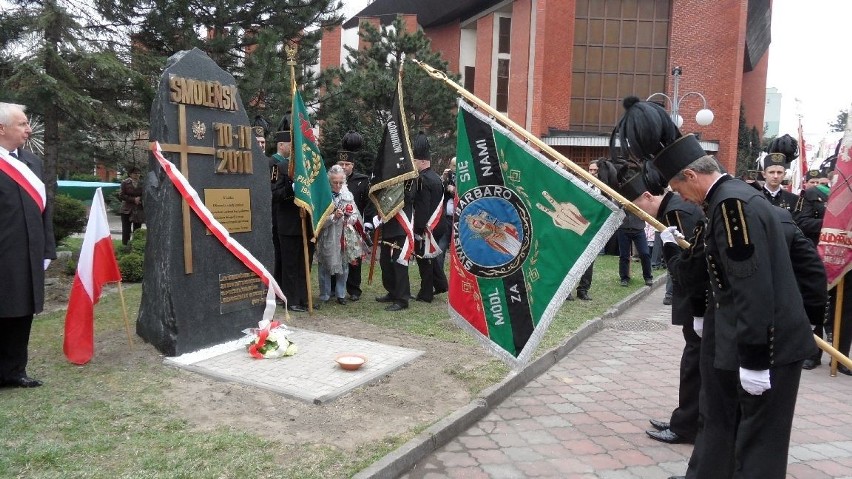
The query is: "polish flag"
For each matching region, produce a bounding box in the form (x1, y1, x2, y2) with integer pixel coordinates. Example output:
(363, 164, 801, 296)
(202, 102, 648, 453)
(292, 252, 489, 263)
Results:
(64, 188, 122, 364)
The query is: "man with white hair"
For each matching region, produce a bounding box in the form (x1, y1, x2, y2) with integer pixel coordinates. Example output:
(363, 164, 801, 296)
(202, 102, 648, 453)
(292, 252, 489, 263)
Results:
(0, 102, 56, 388)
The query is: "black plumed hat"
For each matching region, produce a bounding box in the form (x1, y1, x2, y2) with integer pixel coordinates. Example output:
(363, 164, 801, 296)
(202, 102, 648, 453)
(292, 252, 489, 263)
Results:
(339, 130, 364, 163)
(251, 115, 271, 139)
(611, 96, 682, 164)
(413, 131, 431, 160)
(766, 133, 798, 169)
(274, 112, 292, 143)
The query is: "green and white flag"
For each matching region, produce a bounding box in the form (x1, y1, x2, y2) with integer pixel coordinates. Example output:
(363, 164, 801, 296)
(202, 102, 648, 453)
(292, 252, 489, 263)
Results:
(292, 90, 334, 235)
(448, 101, 624, 369)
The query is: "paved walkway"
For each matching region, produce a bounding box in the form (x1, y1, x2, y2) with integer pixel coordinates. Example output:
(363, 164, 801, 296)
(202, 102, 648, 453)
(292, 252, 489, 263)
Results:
(400, 286, 852, 479)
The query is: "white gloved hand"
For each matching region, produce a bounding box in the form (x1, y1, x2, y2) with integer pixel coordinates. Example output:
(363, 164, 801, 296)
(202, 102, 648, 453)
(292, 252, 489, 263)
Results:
(693, 317, 704, 338)
(660, 226, 684, 244)
(43, 259, 51, 271)
(372, 215, 382, 229)
(739, 368, 771, 395)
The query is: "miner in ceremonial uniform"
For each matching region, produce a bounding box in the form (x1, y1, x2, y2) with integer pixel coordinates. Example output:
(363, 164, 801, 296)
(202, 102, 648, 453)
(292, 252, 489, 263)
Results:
(411, 131, 448, 303)
(271, 114, 315, 312)
(336, 130, 372, 301)
(375, 183, 414, 311)
(253, 115, 280, 288)
(653, 134, 817, 479)
(601, 151, 706, 447)
(759, 133, 803, 217)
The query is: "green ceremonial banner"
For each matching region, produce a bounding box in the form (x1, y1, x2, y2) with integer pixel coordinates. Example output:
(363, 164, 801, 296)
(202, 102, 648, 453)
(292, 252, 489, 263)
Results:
(447, 101, 624, 369)
(292, 91, 334, 235)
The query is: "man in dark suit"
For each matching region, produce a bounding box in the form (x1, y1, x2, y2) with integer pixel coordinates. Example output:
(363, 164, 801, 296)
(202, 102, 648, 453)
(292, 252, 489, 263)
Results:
(607, 165, 706, 447)
(654, 136, 816, 478)
(411, 132, 448, 303)
(0, 102, 56, 388)
(271, 117, 315, 312)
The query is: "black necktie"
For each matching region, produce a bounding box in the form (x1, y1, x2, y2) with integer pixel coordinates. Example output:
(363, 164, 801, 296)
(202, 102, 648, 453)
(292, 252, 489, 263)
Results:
(9, 151, 18, 159)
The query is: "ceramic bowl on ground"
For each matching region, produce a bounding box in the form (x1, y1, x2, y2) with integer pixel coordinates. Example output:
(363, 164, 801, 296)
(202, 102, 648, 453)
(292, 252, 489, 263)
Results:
(335, 353, 367, 371)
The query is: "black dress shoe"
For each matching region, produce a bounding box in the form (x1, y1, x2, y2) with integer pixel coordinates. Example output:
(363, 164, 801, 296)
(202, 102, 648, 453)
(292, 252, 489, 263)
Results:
(349, 294, 360, 301)
(577, 291, 592, 301)
(649, 419, 669, 431)
(838, 364, 852, 376)
(288, 304, 307, 312)
(385, 303, 408, 311)
(6, 375, 42, 388)
(337, 298, 347, 305)
(802, 358, 821, 370)
(375, 295, 394, 303)
(646, 428, 689, 444)
(415, 296, 432, 303)
(433, 288, 447, 295)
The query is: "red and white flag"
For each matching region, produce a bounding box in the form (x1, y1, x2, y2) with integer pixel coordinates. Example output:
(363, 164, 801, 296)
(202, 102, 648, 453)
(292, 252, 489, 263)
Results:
(819, 105, 852, 287)
(64, 188, 122, 364)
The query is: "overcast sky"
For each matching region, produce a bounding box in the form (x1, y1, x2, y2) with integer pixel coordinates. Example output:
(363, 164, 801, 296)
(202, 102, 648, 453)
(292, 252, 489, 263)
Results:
(340, 0, 848, 145)
(766, 0, 850, 145)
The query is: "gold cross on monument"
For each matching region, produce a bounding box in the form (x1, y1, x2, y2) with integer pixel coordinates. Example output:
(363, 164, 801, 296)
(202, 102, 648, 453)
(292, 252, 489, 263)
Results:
(158, 104, 216, 274)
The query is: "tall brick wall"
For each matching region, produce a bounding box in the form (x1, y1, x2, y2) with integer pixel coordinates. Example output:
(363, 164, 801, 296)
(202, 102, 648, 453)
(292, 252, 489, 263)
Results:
(425, 21, 462, 73)
(741, 49, 769, 137)
(507, 0, 532, 128)
(669, 0, 748, 172)
(474, 14, 494, 102)
(529, 0, 573, 137)
(358, 17, 381, 50)
(319, 25, 342, 73)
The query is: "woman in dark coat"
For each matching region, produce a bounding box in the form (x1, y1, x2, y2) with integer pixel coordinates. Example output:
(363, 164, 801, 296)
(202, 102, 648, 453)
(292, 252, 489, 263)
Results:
(119, 167, 144, 245)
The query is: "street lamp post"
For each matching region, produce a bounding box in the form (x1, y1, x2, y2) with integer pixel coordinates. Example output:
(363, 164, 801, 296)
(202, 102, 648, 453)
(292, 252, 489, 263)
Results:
(647, 66, 714, 129)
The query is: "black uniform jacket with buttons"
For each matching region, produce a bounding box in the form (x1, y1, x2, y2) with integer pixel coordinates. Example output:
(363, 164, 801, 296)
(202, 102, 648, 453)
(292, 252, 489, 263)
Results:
(761, 185, 803, 220)
(704, 175, 815, 371)
(796, 186, 827, 246)
(657, 192, 708, 326)
(773, 206, 828, 328)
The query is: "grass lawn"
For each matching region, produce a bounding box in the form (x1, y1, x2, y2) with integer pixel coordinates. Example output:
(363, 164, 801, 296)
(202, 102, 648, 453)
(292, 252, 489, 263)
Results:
(0, 253, 655, 478)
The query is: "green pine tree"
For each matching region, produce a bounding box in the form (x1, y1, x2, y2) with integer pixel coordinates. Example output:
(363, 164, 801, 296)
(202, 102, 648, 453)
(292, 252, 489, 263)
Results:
(132, 0, 343, 125)
(0, 0, 154, 198)
(316, 16, 460, 173)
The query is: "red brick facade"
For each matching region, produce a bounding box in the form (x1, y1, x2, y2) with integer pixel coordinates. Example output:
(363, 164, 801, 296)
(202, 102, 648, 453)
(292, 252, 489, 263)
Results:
(325, 0, 767, 173)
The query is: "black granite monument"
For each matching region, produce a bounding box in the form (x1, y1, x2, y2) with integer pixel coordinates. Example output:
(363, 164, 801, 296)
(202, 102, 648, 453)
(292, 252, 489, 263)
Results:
(138, 48, 274, 356)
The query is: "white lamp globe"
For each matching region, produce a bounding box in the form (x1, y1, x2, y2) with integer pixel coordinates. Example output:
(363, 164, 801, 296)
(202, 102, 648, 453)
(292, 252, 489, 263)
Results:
(696, 108, 714, 126)
(674, 114, 684, 128)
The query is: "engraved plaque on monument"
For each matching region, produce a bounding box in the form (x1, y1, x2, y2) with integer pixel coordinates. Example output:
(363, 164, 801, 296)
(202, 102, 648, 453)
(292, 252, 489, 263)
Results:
(137, 48, 273, 356)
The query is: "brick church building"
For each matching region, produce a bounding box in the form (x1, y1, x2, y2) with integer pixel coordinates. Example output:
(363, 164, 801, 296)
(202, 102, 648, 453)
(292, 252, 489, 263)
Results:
(319, 0, 770, 172)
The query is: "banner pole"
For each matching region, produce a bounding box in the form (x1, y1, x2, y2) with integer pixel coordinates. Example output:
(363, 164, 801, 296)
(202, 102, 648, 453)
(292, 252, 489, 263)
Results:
(116, 281, 134, 348)
(367, 226, 380, 285)
(412, 59, 689, 249)
(831, 277, 845, 376)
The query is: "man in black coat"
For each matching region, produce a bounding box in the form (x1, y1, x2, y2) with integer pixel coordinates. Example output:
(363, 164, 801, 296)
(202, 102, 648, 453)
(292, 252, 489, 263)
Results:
(654, 136, 817, 479)
(796, 169, 830, 369)
(271, 120, 315, 312)
(411, 132, 448, 303)
(336, 131, 372, 301)
(375, 183, 414, 312)
(758, 134, 803, 218)
(611, 168, 706, 446)
(0, 102, 56, 388)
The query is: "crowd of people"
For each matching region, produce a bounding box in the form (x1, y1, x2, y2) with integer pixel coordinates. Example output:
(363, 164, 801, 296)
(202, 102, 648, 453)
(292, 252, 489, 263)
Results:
(4, 95, 851, 478)
(259, 118, 453, 313)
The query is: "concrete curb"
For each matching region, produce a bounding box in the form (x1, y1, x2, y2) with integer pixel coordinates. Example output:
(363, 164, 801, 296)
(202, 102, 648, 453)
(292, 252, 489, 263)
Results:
(353, 274, 667, 479)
